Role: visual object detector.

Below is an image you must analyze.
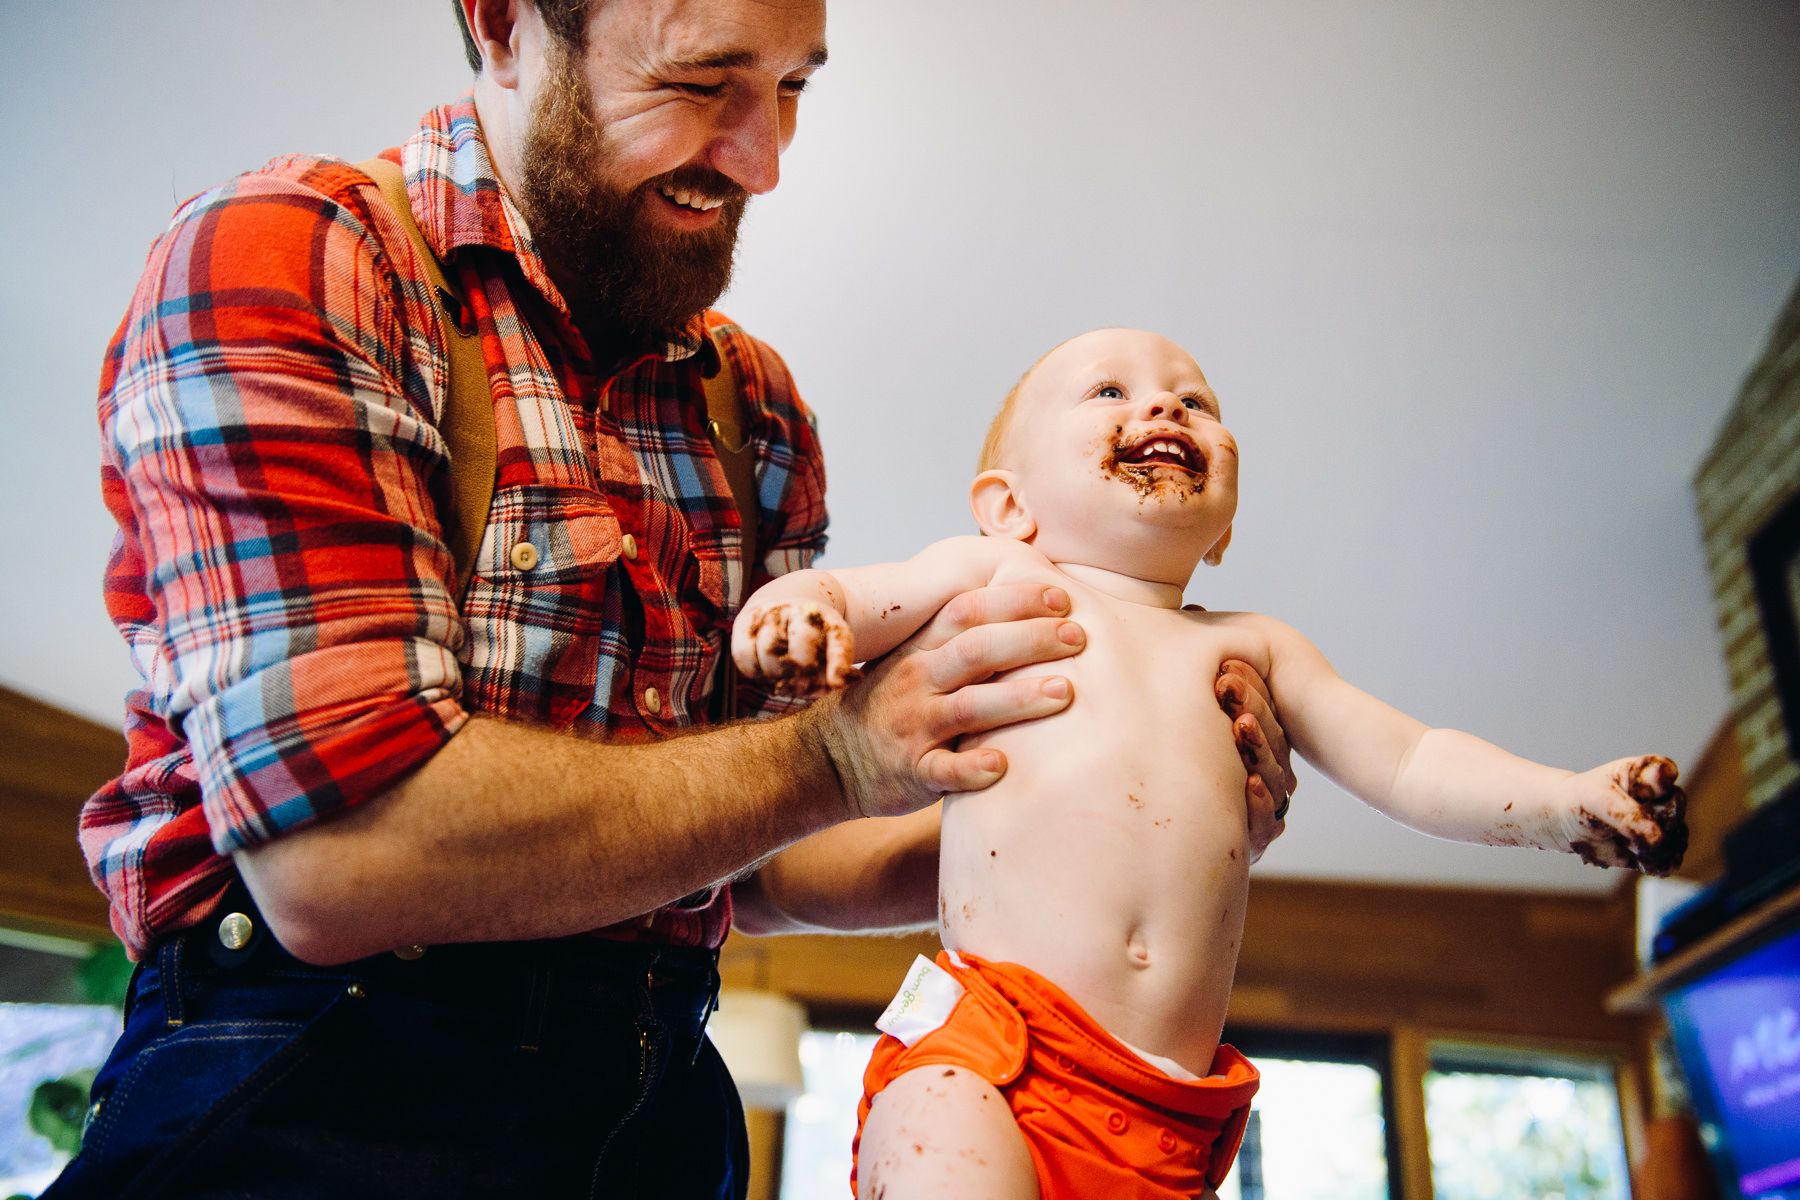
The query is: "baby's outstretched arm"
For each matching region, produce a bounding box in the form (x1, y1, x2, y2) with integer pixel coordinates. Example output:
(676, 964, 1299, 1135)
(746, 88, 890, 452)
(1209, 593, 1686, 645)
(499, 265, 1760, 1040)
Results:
(1243, 615, 1688, 875)
(1386, 734, 1687, 873)
(732, 537, 1009, 696)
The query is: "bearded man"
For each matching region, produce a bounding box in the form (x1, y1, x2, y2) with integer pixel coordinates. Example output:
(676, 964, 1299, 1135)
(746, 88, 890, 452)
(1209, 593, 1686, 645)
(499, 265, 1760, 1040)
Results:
(52, 2, 1293, 1196)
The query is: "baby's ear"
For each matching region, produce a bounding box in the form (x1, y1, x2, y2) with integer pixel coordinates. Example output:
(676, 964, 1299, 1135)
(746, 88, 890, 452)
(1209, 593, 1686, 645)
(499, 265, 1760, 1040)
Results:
(1203, 523, 1233, 567)
(970, 470, 1036, 541)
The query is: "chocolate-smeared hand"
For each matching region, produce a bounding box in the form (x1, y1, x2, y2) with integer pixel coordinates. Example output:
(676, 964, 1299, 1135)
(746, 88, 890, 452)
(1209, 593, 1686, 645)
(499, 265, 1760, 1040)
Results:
(1566, 755, 1688, 876)
(1216, 659, 1296, 861)
(732, 602, 862, 697)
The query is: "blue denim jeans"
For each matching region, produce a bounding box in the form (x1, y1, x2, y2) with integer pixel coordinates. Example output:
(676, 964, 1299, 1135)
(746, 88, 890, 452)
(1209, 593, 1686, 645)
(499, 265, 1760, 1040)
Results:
(43, 912, 746, 1199)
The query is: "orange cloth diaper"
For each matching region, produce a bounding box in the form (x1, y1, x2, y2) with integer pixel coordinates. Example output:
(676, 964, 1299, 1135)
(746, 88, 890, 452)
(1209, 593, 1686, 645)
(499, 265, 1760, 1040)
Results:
(853, 951, 1259, 1198)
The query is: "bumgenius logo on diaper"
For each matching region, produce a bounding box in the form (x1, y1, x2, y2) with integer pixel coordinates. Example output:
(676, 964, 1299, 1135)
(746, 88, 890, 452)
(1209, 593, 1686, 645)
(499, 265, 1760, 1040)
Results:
(876, 956, 967, 1049)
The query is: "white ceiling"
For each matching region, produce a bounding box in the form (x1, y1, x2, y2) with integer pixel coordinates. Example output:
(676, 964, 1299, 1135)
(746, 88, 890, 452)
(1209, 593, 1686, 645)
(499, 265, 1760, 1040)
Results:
(3, 1, 1797, 894)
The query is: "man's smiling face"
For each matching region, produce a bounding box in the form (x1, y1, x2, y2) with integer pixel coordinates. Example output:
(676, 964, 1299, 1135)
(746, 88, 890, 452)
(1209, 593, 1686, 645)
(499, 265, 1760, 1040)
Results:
(516, 0, 827, 337)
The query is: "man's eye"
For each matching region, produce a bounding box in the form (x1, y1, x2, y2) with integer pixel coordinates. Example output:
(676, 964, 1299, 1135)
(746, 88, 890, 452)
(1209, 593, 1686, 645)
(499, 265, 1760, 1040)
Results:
(674, 81, 726, 98)
(779, 78, 810, 97)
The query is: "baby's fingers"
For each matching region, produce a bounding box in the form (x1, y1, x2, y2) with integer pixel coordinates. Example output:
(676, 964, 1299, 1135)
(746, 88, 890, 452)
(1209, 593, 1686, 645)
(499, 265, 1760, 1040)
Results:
(753, 608, 797, 679)
(1572, 754, 1689, 876)
(1626, 755, 1688, 876)
(783, 604, 827, 674)
(732, 609, 765, 678)
(1628, 755, 1680, 803)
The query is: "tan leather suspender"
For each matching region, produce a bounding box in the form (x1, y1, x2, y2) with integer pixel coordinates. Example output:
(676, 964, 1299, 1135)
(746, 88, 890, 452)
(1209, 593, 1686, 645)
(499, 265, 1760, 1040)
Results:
(701, 345, 759, 578)
(358, 157, 495, 597)
(702, 350, 757, 721)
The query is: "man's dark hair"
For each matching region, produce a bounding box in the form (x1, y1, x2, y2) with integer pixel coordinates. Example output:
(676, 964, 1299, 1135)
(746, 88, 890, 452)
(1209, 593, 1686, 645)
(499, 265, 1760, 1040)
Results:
(453, 1, 594, 72)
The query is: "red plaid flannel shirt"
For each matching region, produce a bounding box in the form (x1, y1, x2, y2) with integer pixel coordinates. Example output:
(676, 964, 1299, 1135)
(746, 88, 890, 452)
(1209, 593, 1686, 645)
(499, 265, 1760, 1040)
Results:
(85, 96, 827, 958)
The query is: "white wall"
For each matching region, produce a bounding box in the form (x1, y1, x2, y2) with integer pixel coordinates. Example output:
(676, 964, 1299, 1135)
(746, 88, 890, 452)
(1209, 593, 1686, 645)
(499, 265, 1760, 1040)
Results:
(4, 1, 1797, 890)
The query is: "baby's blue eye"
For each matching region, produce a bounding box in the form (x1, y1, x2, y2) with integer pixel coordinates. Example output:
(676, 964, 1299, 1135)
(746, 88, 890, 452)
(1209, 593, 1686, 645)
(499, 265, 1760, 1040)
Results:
(1181, 396, 1203, 410)
(1097, 386, 1124, 400)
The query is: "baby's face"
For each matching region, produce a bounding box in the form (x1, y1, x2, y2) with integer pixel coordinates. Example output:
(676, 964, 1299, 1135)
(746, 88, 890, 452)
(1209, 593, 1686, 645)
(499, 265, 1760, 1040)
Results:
(994, 328, 1238, 583)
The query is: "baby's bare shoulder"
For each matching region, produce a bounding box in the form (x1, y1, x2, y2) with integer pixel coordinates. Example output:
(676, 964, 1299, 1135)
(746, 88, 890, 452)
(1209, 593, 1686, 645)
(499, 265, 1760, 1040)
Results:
(1180, 607, 1295, 633)
(963, 538, 1059, 586)
(1175, 608, 1299, 671)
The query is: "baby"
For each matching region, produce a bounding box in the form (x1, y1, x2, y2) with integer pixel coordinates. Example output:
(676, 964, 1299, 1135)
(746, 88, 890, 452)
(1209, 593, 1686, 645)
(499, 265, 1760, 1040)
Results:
(731, 328, 1687, 1200)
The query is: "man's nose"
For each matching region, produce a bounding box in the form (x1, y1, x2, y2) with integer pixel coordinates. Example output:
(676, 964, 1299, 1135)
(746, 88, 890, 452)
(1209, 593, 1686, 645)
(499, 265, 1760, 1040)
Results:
(710, 90, 785, 196)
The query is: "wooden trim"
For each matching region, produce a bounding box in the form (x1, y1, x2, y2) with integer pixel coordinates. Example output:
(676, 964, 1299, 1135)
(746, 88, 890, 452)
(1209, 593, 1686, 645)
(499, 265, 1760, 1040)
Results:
(1608, 880, 1800, 1012)
(0, 686, 122, 938)
(1390, 1024, 1433, 1200)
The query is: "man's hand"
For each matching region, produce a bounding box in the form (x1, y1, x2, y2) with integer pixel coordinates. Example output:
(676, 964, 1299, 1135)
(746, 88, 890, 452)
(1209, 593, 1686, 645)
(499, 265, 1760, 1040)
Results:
(806, 584, 1084, 820)
(1216, 659, 1296, 862)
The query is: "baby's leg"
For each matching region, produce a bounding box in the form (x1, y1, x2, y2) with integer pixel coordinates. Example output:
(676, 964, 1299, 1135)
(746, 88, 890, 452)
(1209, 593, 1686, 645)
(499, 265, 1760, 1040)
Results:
(858, 1065, 1038, 1200)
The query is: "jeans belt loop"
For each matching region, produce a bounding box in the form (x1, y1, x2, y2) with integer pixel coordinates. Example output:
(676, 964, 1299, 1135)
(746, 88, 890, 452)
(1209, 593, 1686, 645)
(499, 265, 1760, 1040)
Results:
(158, 937, 186, 1028)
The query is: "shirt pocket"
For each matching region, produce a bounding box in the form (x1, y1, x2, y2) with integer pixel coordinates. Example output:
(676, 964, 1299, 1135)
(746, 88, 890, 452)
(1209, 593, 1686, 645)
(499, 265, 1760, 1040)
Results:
(473, 483, 622, 586)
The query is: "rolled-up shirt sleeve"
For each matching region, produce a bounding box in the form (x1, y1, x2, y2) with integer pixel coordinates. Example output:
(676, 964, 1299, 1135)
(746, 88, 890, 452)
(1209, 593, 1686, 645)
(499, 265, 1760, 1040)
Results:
(102, 161, 470, 855)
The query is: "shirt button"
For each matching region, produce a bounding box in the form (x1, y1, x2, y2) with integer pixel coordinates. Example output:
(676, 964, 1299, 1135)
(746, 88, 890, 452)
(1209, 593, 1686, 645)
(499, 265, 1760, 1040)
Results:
(622, 534, 639, 561)
(1057, 1054, 1075, 1070)
(1050, 1083, 1071, 1103)
(1158, 1129, 1179, 1154)
(1106, 1109, 1129, 1134)
(643, 686, 662, 715)
(510, 540, 539, 571)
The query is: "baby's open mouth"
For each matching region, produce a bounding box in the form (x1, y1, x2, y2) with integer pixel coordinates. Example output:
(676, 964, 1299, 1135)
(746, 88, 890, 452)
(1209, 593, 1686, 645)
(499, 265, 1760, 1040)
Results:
(1116, 434, 1203, 473)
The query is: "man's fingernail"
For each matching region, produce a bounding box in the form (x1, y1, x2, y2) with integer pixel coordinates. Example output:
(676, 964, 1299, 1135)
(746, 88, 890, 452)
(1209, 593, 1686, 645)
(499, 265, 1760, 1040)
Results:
(1058, 621, 1083, 646)
(1041, 677, 1071, 700)
(981, 750, 1003, 773)
(1044, 587, 1070, 613)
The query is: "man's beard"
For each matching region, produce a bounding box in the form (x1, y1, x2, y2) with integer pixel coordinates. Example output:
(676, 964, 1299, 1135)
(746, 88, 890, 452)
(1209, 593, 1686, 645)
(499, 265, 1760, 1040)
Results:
(517, 48, 749, 340)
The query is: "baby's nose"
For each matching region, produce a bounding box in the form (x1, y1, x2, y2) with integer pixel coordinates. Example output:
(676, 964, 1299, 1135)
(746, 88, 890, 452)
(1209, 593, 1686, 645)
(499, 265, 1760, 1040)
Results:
(1143, 392, 1188, 421)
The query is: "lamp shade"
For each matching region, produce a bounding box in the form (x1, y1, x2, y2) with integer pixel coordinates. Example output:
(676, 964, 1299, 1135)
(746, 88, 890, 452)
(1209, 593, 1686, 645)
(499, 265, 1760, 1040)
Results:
(707, 988, 807, 1110)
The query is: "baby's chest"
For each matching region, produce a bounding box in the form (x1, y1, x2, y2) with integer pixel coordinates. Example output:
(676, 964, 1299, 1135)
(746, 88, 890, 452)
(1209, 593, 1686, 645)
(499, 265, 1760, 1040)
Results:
(990, 575, 1261, 712)
(1072, 604, 1247, 711)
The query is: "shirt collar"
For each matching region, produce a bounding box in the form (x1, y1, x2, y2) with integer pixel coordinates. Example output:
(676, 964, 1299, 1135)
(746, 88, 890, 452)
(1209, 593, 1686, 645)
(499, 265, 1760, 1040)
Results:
(401, 93, 710, 366)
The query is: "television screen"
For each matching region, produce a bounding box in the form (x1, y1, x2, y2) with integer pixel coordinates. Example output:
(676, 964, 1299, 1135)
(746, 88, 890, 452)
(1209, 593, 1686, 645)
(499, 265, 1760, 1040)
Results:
(1663, 918, 1800, 1200)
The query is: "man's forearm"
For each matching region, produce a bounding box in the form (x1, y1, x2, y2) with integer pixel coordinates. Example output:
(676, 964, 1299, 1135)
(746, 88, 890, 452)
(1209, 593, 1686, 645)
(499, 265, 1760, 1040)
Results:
(237, 707, 850, 964)
(731, 806, 942, 936)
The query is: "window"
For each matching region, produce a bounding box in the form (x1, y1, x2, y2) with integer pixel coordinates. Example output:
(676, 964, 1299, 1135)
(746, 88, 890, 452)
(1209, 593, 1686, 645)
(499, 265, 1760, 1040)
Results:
(1215, 1031, 1394, 1200)
(0, 934, 129, 1199)
(781, 1029, 880, 1200)
(1423, 1042, 1630, 1200)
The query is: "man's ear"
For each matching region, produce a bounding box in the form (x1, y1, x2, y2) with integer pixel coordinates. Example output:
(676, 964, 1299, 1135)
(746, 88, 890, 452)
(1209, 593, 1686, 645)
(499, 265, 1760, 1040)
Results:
(970, 471, 1036, 541)
(467, 0, 526, 87)
(1203, 522, 1233, 567)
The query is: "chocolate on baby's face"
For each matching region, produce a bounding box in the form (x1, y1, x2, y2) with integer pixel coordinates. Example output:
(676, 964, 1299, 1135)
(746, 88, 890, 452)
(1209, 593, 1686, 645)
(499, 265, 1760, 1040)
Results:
(972, 329, 1239, 587)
